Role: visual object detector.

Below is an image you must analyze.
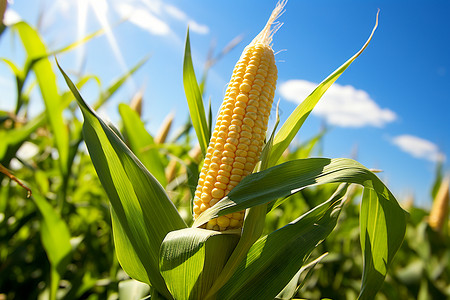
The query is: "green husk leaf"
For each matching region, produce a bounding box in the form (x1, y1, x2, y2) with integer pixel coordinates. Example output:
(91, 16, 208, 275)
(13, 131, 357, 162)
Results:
(268, 12, 379, 167)
(217, 184, 348, 299)
(58, 61, 186, 299)
(193, 157, 406, 299)
(276, 252, 328, 300)
(183, 29, 210, 156)
(160, 228, 239, 300)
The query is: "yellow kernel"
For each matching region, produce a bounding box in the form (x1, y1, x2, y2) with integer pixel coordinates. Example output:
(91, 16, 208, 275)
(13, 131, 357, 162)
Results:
(247, 105, 258, 113)
(248, 151, 257, 158)
(232, 212, 241, 219)
(229, 125, 241, 132)
(239, 138, 251, 145)
(231, 168, 244, 176)
(237, 144, 248, 151)
(210, 163, 220, 171)
(232, 113, 244, 120)
(241, 131, 252, 139)
(210, 198, 219, 206)
(203, 180, 214, 189)
(233, 107, 246, 116)
(230, 219, 240, 227)
(221, 157, 234, 165)
(218, 169, 231, 177)
(235, 149, 248, 157)
(247, 112, 257, 120)
(223, 151, 235, 158)
(233, 162, 245, 169)
(227, 137, 239, 145)
(193, 206, 201, 214)
(214, 182, 227, 190)
(236, 94, 249, 103)
(257, 69, 268, 77)
(214, 143, 224, 151)
(241, 124, 252, 133)
(243, 73, 255, 81)
(239, 83, 251, 93)
(235, 101, 247, 108)
(246, 64, 258, 74)
(220, 164, 232, 172)
(211, 188, 225, 199)
(243, 117, 255, 127)
(245, 163, 255, 171)
(200, 203, 209, 211)
(235, 156, 246, 163)
(230, 174, 241, 181)
(217, 216, 230, 228)
(253, 79, 265, 87)
(231, 119, 243, 126)
(217, 175, 229, 184)
(224, 143, 237, 152)
(201, 193, 212, 203)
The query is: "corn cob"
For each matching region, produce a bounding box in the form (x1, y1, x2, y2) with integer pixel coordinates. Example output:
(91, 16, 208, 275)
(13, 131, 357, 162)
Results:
(428, 176, 449, 233)
(193, 1, 285, 231)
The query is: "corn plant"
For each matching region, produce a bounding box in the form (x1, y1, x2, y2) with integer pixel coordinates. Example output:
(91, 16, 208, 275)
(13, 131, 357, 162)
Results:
(59, 2, 407, 299)
(0, 17, 151, 299)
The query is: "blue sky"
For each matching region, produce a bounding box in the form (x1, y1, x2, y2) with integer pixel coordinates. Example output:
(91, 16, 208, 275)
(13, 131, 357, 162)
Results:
(1, 0, 449, 207)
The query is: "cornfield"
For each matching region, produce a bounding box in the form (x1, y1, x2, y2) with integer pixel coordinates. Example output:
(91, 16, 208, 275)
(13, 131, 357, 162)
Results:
(1, 1, 449, 300)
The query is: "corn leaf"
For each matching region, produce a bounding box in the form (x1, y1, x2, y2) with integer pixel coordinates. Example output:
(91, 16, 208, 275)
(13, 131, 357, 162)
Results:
(12, 22, 69, 175)
(268, 13, 378, 167)
(0, 114, 44, 161)
(217, 185, 348, 299)
(119, 103, 167, 187)
(118, 279, 151, 300)
(58, 62, 187, 299)
(183, 29, 210, 156)
(160, 228, 239, 300)
(32, 193, 72, 300)
(358, 188, 403, 300)
(194, 157, 407, 299)
(276, 252, 328, 300)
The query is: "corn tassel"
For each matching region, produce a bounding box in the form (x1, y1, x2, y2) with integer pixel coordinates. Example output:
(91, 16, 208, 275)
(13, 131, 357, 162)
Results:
(193, 1, 286, 231)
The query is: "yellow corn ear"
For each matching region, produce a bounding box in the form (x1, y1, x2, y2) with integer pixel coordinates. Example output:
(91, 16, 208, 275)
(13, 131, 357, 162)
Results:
(193, 1, 286, 231)
(429, 176, 449, 233)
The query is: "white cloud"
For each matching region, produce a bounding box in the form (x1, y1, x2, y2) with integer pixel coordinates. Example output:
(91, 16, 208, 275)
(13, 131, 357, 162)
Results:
(116, 3, 170, 35)
(391, 134, 446, 162)
(164, 4, 187, 21)
(112, 1, 209, 36)
(187, 20, 209, 35)
(279, 79, 397, 128)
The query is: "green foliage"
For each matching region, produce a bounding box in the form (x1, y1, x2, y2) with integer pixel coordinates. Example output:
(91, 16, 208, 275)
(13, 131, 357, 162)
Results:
(0, 6, 447, 300)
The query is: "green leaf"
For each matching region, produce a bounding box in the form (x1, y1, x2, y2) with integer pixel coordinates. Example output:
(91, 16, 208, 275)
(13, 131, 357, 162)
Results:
(160, 228, 239, 300)
(217, 185, 348, 299)
(0, 114, 44, 160)
(358, 188, 407, 299)
(183, 29, 210, 156)
(12, 22, 69, 174)
(118, 279, 151, 300)
(58, 62, 187, 299)
(276, 252, 328, 300)
(193, 157, 406, 299)
(119, 103, 167, 186)
(268, 13, 379, 167)
(32, 193, 72, 300)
